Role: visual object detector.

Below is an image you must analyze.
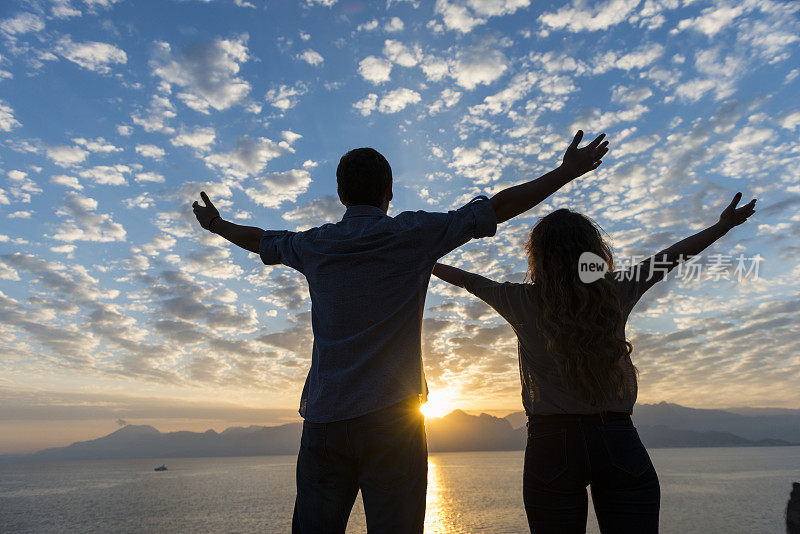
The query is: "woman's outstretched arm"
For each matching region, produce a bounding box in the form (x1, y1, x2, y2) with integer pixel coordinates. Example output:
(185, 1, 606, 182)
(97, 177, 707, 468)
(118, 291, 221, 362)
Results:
(616, 192, 756, 311)
(653, 192, 756, 268)
(432, 263, 477, 288)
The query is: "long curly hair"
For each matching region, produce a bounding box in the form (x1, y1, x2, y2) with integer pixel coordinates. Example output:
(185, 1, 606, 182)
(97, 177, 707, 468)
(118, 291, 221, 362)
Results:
(526, 209, 634, 405)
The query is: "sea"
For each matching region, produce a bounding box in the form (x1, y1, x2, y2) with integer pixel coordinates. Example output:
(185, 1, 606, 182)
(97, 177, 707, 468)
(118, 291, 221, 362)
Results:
(1, 446, 798, 533)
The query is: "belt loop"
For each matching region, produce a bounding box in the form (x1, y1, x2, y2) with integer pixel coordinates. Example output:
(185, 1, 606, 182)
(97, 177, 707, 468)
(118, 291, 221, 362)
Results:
(600, 411, 607, 425)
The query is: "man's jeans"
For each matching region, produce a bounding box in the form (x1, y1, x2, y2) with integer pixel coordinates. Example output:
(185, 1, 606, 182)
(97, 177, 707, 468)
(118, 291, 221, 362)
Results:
(292, 397, 427, 533)
(523, 413, 660, 533)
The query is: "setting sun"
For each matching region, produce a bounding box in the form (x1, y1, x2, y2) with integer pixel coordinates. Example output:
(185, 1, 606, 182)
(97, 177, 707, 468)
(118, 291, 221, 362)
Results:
(420, 391, 458, 419)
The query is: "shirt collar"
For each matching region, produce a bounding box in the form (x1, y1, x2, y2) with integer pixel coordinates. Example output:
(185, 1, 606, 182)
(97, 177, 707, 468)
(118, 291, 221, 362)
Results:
(342, 205, 387, 219)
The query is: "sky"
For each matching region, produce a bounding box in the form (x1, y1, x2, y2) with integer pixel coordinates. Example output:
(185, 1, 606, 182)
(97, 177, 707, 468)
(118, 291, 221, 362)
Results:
(0, 0, 799, 454)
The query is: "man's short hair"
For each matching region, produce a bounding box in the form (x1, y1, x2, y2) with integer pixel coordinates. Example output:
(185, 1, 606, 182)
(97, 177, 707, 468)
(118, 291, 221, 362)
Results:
(336, 148, 392, 207)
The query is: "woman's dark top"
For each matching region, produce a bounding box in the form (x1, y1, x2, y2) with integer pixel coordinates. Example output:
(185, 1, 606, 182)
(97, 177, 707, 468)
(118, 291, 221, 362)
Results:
(461, 252, 671, 415)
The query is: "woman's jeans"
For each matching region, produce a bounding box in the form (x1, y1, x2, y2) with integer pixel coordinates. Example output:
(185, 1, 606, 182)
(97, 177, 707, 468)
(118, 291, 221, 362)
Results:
(524, 413, 660, 533)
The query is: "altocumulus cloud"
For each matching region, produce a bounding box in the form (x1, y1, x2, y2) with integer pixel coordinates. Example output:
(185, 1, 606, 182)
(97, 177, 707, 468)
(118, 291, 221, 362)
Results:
(151, 35, 251, 113)
(52, 192, 127, 243)
(0, 0, 798, 432)
(54, 36, 127, 73)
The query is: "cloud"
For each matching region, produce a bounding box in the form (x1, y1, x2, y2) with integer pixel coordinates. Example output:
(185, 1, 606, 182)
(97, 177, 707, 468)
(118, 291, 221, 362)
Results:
(540, 0, 640, 32)
(377, 87, 421, 113)
(204, 136, 287, 179)
(282, 195, 344, 229)
(781, 111, 800, 131)
(297, 49, 324, 65)
(131, 94, 176, 134)
(72, 137, 121, 153)
(357, 19, 379, 31)
(245, 169, 312, 208)
(46, 145, 89, 167)
(0, 387, 298, 428)
(674, 78, 716, 103)
(0, 99, 21, 132)
(135, 144, 166, 159)
(171, 127, 216, 152)
(384, 16, 405, 32)
(50, 244, 76, 257)
(8, 211, 32, 219)
(451, 42, 508, 90)
(51, 0, 82, 18)
(55, 36, 127, 73)
(261, 272, 309, 310)
(434, 0, 530, 33)
(358, 56, 393, 84)
(78, 165, 131, 186)
(420, 55, 450, 82)
(50, 175, 83, 190)
(52, 193, 126, 242)
(0, 13, 45, 35)
(151, 35, 251, 113)
(428, 88, 462, 114)
(383, 39, 420, 67)
(0, 288, 99, 364)
(593, 43, 664, 74)
(736, 5, 800, 62)
(282, 130, 303, 144)
(468, 71, 537, 115)
(135, 172, 165, 183)
(677, 4, 745, 36)
(265, 83, 308, 111)
(353, 88, 421, 116)
(673, 47, 743, 102)
(0, 252, 117, 304)
(353, 93, 378, 116)
(611, 85, 653, 105)
(83, 0, 124, 8)
(4, 170, 42, 204)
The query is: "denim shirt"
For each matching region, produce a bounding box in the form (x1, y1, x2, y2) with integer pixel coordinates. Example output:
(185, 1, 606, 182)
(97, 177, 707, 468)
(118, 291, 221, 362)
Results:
(260, 197, 497, 422)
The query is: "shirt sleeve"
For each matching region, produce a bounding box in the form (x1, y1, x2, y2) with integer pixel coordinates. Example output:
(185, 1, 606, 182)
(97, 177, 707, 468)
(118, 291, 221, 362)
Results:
(417, 196, 498, 260)
(462, 272, 526, 326)
(614, 248, 677, 312)
(259, 230, 304, 272)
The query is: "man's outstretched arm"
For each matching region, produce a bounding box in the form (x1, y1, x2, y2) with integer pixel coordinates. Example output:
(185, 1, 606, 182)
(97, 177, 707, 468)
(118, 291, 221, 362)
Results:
(192, 191, 263, 253)
(489, 130, 608, 224)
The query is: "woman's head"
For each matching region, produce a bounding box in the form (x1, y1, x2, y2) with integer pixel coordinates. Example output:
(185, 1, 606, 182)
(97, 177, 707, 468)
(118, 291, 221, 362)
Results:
(526, 209, 633, 405)
(525, 208, 613, 284)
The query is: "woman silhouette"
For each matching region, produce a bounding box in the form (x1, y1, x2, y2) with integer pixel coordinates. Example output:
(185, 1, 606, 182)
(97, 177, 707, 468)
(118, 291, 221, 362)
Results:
(433, 193, 756, 533)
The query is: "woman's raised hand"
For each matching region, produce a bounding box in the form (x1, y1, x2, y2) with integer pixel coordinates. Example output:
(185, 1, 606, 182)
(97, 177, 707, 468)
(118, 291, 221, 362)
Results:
(718, 192, 756, 229)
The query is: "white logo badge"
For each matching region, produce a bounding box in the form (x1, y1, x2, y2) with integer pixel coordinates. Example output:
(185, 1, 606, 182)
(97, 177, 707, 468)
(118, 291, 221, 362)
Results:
(578, 252, 608, 283)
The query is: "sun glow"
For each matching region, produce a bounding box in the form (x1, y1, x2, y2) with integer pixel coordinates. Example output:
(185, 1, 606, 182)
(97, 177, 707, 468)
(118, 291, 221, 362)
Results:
(420, 391, 458, 419)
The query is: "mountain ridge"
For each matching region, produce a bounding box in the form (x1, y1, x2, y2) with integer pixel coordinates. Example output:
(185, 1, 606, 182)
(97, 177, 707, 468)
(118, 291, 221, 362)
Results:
(3, 402, 798, 462)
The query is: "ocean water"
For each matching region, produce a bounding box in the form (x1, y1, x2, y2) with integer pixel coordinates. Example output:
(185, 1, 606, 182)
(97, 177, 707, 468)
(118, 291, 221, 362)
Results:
(1, 446, 798, 533)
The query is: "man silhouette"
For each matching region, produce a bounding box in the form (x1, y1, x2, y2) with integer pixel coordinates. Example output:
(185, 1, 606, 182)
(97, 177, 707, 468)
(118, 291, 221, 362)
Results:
(192, 131, 607, 533)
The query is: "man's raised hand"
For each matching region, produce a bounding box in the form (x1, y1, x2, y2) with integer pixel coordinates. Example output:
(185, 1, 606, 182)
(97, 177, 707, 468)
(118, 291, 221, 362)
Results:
(561, 130, 608, 178)
(192, 191, 220, 231)
(718, 192, 756, 229)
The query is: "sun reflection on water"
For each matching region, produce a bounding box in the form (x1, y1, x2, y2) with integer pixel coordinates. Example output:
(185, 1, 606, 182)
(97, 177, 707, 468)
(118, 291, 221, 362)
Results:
(424, 458, 455, 533)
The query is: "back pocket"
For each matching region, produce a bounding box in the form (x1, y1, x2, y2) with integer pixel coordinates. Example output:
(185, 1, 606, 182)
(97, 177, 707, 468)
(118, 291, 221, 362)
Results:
(600, 427, 652, 477)
(525, 429, 568, 484)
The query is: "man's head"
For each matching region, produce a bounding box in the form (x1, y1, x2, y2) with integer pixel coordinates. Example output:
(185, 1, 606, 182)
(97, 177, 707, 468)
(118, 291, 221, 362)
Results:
(336, 148, 393, 210)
